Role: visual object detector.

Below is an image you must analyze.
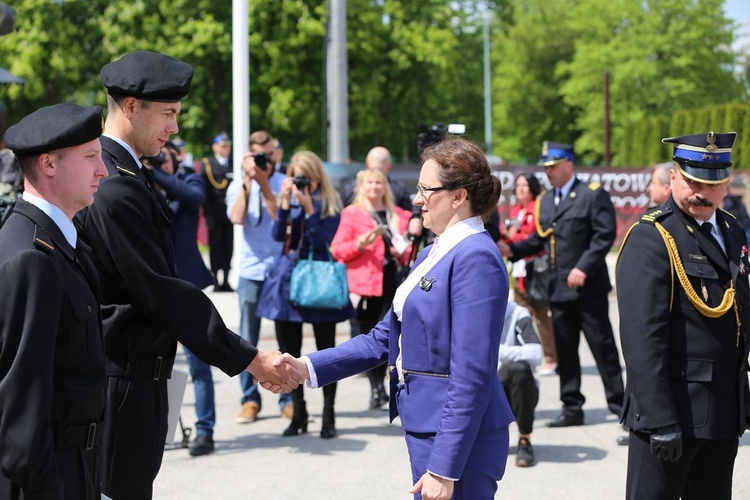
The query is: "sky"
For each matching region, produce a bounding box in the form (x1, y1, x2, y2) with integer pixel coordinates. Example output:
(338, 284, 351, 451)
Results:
(726, 0, 750, 49)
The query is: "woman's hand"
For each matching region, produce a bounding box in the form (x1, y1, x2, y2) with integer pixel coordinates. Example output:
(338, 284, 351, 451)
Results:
(357, 229, 379, 251)
(279, 177, 294, 210)
(409, 472, 454, 500)
(295, 184, 314, 215)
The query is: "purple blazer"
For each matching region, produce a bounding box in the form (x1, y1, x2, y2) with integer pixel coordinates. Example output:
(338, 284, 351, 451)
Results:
(308, 231, 514, 480)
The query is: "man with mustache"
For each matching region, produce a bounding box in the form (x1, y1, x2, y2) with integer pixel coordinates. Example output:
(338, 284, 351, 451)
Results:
(617, 132, 750, 499)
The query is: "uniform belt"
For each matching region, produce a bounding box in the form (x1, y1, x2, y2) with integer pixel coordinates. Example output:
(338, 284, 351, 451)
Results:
(55, 421, 104, 451)
(107, 354, 175, 380)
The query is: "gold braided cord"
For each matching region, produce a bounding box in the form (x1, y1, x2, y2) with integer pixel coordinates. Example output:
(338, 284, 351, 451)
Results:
(533, 191, 555, 266)
(654, 222, 735, 318)
(534, 191, 553, 238)
(204, 157, 228, 190)
(616, 222, 675, 311)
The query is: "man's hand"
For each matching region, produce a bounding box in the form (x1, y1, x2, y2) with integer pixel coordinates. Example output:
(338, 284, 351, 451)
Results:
(409, 472, 454, 500)
(246, 350, 304, 394)
(649, 424, 682, 462)
(242, 152, 270, 183)
(497, 241, 511, 258)
(567, 267, 587, 288)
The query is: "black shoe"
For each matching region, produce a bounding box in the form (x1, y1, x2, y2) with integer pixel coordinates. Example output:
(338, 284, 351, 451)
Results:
(320, 406, 336, 439)
(616, 434, 630, 446)
(188, 435, 214, 456)
(516, 437, 536, 467)
(547, 412, 584, 428)
(221, 282, 234, 292)
(283, 420, 308, 436)
(320, 425, 337, 439)
(283, 401, 308, 436)
(369, 385, 388, 410)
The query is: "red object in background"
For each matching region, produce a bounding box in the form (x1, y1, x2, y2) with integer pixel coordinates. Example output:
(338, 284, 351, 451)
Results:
(494, 166, 653, 250)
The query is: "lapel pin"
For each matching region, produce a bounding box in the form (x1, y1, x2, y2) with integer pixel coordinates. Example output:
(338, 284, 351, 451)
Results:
(419, 277, 435, 292)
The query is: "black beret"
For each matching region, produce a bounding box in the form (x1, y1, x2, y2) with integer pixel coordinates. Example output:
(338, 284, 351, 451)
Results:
(5, 103, 103, 157)
(101, 51, 194, 102)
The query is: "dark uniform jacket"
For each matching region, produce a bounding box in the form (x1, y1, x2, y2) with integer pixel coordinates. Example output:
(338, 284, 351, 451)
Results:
(0, 199, 105, 498)
(510, 177, 617, 302)
(616, 196, 750, 440)
(74, 136, 255, 377)
(201, 155, 233, 230)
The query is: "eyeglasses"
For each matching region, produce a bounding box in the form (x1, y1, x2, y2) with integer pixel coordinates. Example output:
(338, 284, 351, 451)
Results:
(416, 184, 449, 198)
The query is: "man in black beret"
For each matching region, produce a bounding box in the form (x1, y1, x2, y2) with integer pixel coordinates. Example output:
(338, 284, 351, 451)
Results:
(617, 131, 750, 498)
(0, 103, 108, 499)
(73, 51, 303, 499)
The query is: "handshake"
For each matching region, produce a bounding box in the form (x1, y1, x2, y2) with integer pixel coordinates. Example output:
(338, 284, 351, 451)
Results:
(245, 351, 310, 393)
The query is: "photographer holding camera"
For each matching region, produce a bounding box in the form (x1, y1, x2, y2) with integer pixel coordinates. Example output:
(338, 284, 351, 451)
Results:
(226, 129, 293, 424)
(257, 151, 355, 439)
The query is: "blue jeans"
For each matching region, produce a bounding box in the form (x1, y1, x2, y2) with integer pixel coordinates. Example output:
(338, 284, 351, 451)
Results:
(184, 347, 215, 437)
(237, 277, 291, 410)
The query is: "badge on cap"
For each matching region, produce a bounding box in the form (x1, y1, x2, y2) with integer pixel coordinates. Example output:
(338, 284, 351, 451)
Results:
(662, 131, 736, 184)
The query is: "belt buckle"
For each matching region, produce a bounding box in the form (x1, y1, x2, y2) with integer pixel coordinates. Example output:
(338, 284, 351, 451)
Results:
(153, 356, 163, 381)
(86, 423, 97, 451)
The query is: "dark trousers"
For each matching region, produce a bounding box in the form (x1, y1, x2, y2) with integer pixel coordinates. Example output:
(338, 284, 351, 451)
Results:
(626, 431, 738, 499)
(276, 320, 338, 411)
(501, 361, 539, 435)
(550, 295, 624, 417)
(208, 219, 233, 275)
(0, 447, 100, 500)
(100, 376, 169, 500)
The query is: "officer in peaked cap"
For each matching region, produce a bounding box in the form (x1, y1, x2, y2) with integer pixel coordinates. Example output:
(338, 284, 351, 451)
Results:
(202, 131, 234, 291)
(617, 131, 750, 499)
(74, 52, 301, 499)
(0, 103, 107, 500)
(499, 140, 625, 437)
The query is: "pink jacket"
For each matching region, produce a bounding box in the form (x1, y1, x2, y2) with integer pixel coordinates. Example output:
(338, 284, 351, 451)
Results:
(331, 204, 412, 297)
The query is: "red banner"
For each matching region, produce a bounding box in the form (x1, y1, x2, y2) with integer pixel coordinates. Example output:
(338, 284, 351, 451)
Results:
(495, 167, 654, 250)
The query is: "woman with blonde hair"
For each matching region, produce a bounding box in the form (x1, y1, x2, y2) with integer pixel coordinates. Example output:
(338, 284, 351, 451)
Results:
(331, 167, 412, 409)
(257, 151, 354, 438)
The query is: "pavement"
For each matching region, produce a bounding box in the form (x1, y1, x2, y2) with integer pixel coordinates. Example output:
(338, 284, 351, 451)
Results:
(153, 254, 750, 499)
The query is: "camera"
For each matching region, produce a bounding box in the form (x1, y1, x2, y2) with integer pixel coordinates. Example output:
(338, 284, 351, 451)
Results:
(416, 122, 466, 155)
(293, 175, 310, 191)
(253, 152, 269, 171)
(146, 150, 166, 168)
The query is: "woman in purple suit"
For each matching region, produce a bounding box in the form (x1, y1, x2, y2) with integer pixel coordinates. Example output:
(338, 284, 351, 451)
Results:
(274, 138, 513, 499)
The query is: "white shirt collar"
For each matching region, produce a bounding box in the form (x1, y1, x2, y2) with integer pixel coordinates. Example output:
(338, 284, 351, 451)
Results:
(559, 175, 576, 199)
(22, 191, 77, 248)
(392, 216, 485, 321)
(103, 134, 143, 169)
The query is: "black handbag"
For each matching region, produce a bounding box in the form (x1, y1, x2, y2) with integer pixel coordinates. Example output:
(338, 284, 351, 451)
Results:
(525, 255, 550, 308)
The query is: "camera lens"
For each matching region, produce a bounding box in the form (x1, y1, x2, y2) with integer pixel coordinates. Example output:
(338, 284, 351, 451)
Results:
(293, 175, 310, 190)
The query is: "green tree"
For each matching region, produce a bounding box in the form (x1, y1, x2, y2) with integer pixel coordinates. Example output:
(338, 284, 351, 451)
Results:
(490, 0, 578, 164)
